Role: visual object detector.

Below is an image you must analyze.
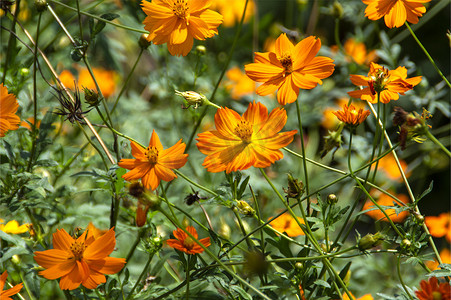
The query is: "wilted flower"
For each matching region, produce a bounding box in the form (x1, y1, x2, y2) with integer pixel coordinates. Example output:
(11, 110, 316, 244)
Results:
(141, 0, 223, 56)
(175, 90, 207, 109)
(0, 83, 20, 137)
(348, 62, 422, 103)
(196, 101, 297, 173)
(362, 0, 431, 28)
(393, 107, 432, 150)
(0, 271, 23, 299)
(54, 87, 92, 124)
(166, 226, 211, 255)
(118, 130, 188, 191)
(34, 227, 125, 290)
(245, 34, 335, 105)
(333, 104, 370, 127)
(283, 173, 304, 200)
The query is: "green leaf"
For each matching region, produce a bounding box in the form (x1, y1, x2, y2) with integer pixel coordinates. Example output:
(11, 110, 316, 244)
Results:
(314, 279, 331, 288)
(415, 181, 433, 204)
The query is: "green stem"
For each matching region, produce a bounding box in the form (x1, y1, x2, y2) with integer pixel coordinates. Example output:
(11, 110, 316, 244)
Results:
(1, 0, 21, 83)
(295, 98, 310, 204)
(397, 255, 415, 300)
(185, 255, 190, 300)
(49, 0, 147, 33)
(405, 22, 451, 88)
(126, 253, 154, 300)
(424, 129, 451, 157)
(174, 170, 218, 197)
(334, 18, 342, 51)
(26, 12, 42, 172)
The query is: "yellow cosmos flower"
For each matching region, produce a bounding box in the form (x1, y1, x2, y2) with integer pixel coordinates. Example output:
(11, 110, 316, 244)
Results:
(269, 213, 305, 237)
(245, 34, 335, 105)
(118, 130, 188, 190)
(348, 62, 422, 103)
(362, 0, 431, 28)
(141, 0, 223, 56)
(333, 104, 370, 126)
(0, 219, 29, 234)
(210, 0, 254, 27)
(196, 101, 297, 173)
(0, 83, 20, 138)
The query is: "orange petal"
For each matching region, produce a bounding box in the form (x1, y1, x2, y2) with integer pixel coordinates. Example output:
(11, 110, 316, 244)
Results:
(82, 270, 106, 290)
(149, 130, 163, 151)
(276, 75, 299, 105)
(122, 162, 152, 182)
(84, 228, 116, 260)
(52, 229, 75, 251)
(293, 36, 321, 70)
(88, 257, 126, 274)
(34, 249, 71, 269)
(243, 101, 269, 133)
(214, 107, 243, 137)
(154, 164, 177, 182)
(275, 33, 294, 57)
(59, 266, 82, 290)
(39, 259, 76, 280)
(142, 167, 160, 190)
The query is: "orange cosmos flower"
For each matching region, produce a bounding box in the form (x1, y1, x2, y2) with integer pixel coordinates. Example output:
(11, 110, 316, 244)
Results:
(118, 130, 188, 191)
(426, 248, 451, 271)
(425, 212, 451, 243)
(59, 68, 117, 98)
(269, 213, 305, 237)
(34, 227, 125, 290)
(362, 190, 409, 223)
(415, 277, 451, 300)
(245, 34, 335, 105)
(348, 62, 422, 104)
(0, 83, 20, 138)
(376, 153, 410, 182)
(141, 0, 223, 57)
(225, 66, 256, 100)
(0, 271, 23, 300)
(210, 0, 254, 27)
(196, 101, 297, 173)
(341, 292, 374, 300)
(362, 0, 431, 29)
(322, 98, 367, 130)
(332, 38, 378, 65)
(166, 226, 211, 254)
(0, 219, 29, 234)
(333, 104, 370, 127)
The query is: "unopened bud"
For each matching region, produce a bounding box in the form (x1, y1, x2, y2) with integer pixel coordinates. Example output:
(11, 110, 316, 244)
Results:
(34, 0, 47, 12)
(327, 194, 338, 204)
(139, 33, 151, 49)
(401, 239, 411, 249)
(11, 254, 21, 265)
(20, 68, 30, 77)
(284, 173, 304, 199)
(332, 1, 343, 19)
(236, 200, 255, 216)
(175, 90, 207, 109)
(182, 217, 190, 228)
(414, 213, 424, 224)
(136, 200, 149, 227)
(218, 220, 231, 240)
(196, 45, 206, 55)
(294, 262, 303, 270)
(83, 87, 100, 107)
(358, 232, 384, 251)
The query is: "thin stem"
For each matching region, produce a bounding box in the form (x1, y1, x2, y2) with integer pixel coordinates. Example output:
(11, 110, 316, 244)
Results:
(397, 255, 415, 300)
(174, 170, 218, 197)
(126, 253, 154, 300)
(185, 255, 190, 300)
(1, 0, 21, 83)
(424, 129, 451, 157)
(49, 0, 147, 33)
(26, 12, 42, 172)
(295, 98, 310, 203)
(405, 22, 451, 88)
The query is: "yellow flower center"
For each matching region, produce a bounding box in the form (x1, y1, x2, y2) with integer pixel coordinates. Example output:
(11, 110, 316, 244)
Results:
(432, 291, 442, 300)
(234, 120, 253, 143)
(183, 236, 195, 250)
(172, 0, 190, 24)
(279, 53, 293, 76)
(70, 241, 86, 261)
(145, 146, 159, 164)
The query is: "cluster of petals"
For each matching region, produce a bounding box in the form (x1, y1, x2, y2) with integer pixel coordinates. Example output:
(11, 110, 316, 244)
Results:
(348, 62, 422, 103)
(196, 101, 297, 173)
(34, 226, 125, 290)
(141, 0, 223, 56)
(425, 212, 451, 243)
(362, 0, 431, 28)
(0, 271, 23, 300)
(415, 277, 451, 300)
(166, 226, 211, 254)
(269, 213, 305, 237)
(362, 190, 409, 223)
(0, 83, 20, 137)
(333, 104, 371, 126)
(118, 130, 188, 191)
(245, 34, 335, 105)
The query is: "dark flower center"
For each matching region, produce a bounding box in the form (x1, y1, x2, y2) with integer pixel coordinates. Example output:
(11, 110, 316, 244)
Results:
(234, 120, 253, 143)
(145, 146, 159, 164)
(279, 53, 293, 76)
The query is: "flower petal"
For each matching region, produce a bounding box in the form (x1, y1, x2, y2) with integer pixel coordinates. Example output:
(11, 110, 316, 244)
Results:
(34, 249, 71, 269)
(84, 228, 116, 260)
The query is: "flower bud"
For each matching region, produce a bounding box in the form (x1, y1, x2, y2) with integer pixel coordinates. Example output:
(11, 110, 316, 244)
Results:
(83, 87, 101, 107)
(20, 68, 30, 77)
(136, 200, 149, 227)
(327, 194, 338, 204)
(11, 254, 21, 265)
(182, 217, 190, 228)
(128, 181, 145, 198)
(218, 220, 231, 240)
(236, 200, 255, 216)
(175, 90, 207, 109)
(34, 0, 47, 12)
(139, 33, 151, 49)
(332, 1, 343, 19)
(195, 45, 206, 55)
(294, 262, 303, 270)
(401, 239, 411, 249)
(283, 173, 304, 199)
(414, 213, 424, 224)
(358, 232, 384, 251)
